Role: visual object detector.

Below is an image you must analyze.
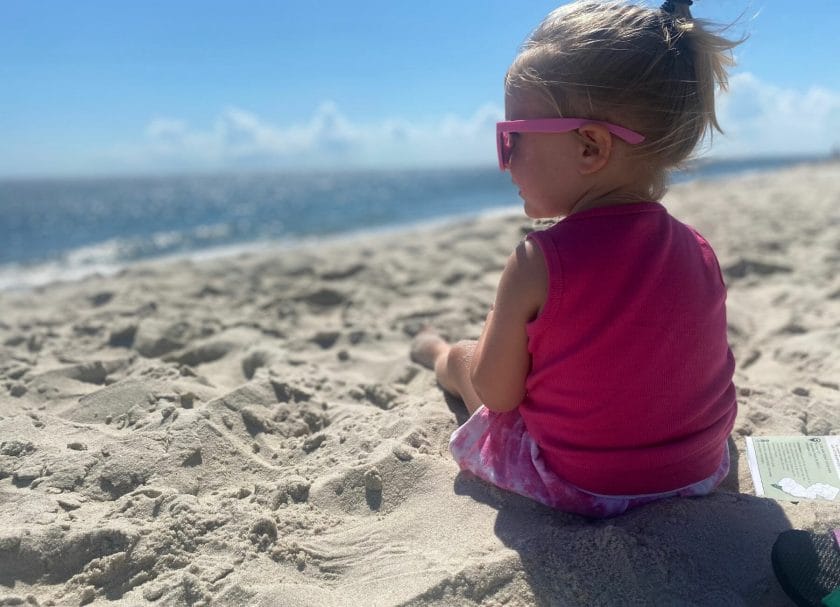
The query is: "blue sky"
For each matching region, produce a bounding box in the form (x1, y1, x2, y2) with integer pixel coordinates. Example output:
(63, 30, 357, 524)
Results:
(2, 0, 839, 178)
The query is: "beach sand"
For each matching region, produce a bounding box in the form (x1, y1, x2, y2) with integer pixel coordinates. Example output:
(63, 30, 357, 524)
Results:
(1, 162, 838, 606)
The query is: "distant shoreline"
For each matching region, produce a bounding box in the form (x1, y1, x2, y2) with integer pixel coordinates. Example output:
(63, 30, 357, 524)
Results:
(0, 153, 833, 185)
(1, 156, 835, 293)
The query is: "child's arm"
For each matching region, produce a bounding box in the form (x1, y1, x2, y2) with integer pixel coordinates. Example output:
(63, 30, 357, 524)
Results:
(469, 239, 547, 412)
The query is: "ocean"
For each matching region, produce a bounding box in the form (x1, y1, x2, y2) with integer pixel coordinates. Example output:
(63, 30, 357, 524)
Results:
(0, 155, 822, 291)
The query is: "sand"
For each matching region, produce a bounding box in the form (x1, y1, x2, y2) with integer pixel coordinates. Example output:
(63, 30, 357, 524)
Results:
(1, 162, 838, 606)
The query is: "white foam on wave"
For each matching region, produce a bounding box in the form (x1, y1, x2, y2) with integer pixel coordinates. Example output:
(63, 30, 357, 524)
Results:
(0, 221, 238, 292)
(0, 204, 524, 292)
(0, 240, 268, 292)
(0, 259, 124, 292)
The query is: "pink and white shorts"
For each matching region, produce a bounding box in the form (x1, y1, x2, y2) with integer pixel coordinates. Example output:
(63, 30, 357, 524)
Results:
(450, 406, 730, 518)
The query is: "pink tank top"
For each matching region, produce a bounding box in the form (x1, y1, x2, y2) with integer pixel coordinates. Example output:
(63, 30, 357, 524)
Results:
(522, 202, 736, 495)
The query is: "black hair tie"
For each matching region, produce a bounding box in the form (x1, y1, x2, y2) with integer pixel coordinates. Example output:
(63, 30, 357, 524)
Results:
(661, 0, 693, 13)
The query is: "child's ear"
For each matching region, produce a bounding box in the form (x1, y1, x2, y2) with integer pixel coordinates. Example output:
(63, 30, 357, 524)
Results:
(575, 124, 612, 174)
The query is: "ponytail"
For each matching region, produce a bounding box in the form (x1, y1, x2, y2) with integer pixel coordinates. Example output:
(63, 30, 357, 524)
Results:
(659, 0, 737, 136)
(661, 0, 693, 20)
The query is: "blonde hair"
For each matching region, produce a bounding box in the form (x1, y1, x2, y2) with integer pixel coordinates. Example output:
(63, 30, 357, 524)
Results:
(506, 0, 743, 196)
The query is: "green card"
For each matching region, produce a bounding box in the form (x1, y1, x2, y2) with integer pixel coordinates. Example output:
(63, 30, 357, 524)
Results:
(745, 436, 840, 502)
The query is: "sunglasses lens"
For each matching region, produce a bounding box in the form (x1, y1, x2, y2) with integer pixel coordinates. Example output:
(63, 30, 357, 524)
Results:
(500, 132, 512, 169)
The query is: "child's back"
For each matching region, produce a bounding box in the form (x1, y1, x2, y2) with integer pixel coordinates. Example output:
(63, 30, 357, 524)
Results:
(522, 202, 736, 495)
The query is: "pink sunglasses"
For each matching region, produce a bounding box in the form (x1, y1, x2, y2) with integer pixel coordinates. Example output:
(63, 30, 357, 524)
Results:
(496, 118, 645, 170)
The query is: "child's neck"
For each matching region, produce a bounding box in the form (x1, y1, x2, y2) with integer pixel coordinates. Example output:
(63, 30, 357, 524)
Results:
(570, 183, 654, 216)
(568, 154, 659, 215)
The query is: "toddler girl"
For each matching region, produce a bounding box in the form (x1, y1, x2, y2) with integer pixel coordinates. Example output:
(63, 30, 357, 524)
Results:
(412, 0, 741, 518)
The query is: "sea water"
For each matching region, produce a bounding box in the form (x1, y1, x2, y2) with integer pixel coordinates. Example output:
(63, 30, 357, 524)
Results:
(0, 156, 823, 291)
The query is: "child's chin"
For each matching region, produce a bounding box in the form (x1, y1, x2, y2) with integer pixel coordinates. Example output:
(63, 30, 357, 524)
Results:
(523, 205, 554, 220)
(521, 200, 539, 218)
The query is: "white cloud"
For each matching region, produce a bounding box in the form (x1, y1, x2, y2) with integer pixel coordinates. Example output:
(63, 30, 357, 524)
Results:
(145, 118, 188, 141)
(108, 102, 503, 173)
(711, 72, 840, 157)
(102, 72, 839, 174)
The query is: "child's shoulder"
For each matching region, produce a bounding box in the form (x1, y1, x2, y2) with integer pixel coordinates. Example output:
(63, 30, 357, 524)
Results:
(676, 220, 723, 264)
(530, 201, 668, 240)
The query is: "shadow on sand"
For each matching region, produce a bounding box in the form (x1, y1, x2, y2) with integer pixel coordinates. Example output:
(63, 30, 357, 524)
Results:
(451, 423, 793, 605)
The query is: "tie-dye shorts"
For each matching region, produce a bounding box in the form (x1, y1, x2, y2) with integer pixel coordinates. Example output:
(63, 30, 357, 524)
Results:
(449, 405, 730, 518)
